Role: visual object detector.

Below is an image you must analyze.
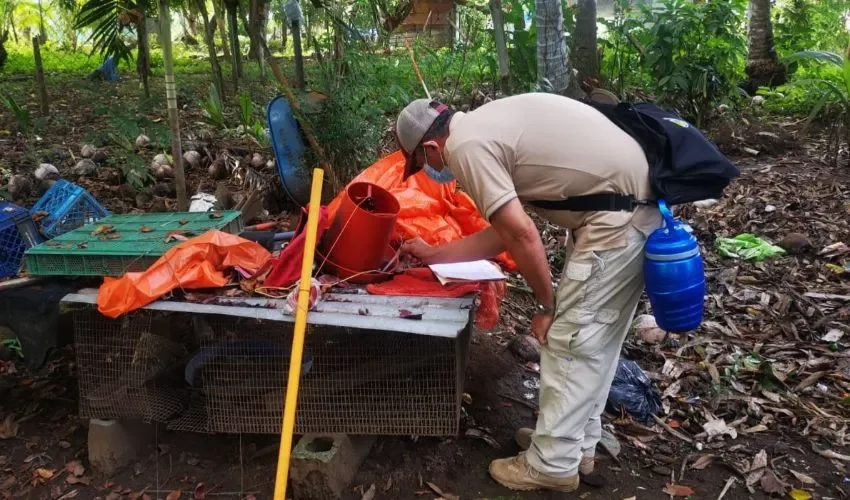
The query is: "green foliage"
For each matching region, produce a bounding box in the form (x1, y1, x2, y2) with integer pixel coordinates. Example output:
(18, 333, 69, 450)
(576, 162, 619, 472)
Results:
(1, 337, 23, 358)
(74, 0, 136, 63)
(599, 0, 646, 96)
(0, 92, 31, 130)
(775, 0, 850, 56)
(248, 121, 268, 146)
(777, 50, 850, 166)
(308, 50, 393, 181)
(1, 43, 131, 74)
(202, 82, 226, 129)
(238, 92, 254, 130)
(602, 0, 747, 126)
(501, 0, 536, 91)
(120, 154, 153, 191)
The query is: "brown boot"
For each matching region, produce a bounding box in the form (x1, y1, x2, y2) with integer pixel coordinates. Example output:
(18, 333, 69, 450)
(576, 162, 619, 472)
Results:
(489, 453, 580, 492)
(514, 428, 595, 474)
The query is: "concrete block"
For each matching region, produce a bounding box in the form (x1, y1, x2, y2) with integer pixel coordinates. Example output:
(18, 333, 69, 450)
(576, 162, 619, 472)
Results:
(290, 434, 375, 500)
(87, 419, 152, 476)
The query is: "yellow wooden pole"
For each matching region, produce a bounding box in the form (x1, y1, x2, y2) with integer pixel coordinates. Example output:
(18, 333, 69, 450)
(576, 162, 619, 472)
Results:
(273, 168, 325, 500)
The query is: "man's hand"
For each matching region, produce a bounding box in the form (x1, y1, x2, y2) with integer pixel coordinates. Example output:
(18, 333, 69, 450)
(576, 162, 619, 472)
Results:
(531, 312, 554, 345)
(401, 237, 436, 264)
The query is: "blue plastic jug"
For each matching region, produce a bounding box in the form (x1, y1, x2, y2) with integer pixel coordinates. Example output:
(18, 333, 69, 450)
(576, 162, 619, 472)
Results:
(644, 200, 705, 333)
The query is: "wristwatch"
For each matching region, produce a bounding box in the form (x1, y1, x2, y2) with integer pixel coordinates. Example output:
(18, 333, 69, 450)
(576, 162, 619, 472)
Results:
(534, 302, 556, 316)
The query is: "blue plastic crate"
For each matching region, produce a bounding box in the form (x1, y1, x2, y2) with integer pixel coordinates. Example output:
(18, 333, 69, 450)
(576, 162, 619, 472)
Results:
(31, 179, 110, 239)
(0, 201, 42, 278)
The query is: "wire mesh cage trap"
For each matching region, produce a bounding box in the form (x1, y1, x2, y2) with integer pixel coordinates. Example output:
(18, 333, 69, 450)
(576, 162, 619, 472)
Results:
(67, 293, 474, 437)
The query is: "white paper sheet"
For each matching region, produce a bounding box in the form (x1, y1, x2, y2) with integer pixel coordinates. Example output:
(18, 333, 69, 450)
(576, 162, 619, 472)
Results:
(428, 260, 506, 285)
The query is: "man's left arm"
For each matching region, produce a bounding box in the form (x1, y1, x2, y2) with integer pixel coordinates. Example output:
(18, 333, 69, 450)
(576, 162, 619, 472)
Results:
(489, 199, 555, 344)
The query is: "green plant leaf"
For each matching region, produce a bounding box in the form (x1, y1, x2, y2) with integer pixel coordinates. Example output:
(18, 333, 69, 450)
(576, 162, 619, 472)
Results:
(785, 50, 844, 67)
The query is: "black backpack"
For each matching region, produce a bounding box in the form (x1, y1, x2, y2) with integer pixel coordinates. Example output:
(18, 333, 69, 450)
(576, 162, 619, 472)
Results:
(528, 100, 740, 213)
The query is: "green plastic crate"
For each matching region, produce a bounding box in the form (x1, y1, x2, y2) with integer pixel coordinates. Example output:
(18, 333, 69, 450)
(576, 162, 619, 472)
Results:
(25, 211, 244, 276)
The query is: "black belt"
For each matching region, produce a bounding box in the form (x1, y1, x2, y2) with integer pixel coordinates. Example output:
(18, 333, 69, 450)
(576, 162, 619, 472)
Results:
(528, 193, 654, 212)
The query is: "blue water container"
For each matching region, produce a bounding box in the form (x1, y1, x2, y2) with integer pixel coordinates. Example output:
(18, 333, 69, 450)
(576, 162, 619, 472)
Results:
(644, 200, 705, 332)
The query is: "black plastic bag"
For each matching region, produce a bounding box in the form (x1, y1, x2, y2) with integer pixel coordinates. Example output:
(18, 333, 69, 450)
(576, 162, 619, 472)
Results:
(606, 359, 663, 424)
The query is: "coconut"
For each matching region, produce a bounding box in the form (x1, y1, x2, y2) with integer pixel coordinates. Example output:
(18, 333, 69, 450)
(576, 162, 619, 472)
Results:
(35, 163, 60, 181)
(153, 182, 176, 198)
(251, 153, 265, 169)
(135, 135, 151, 148)
(208, 159, 228, 180)
(71, 159, 98, 177)
(92, 148, 108, 163)
(152, 153, 171, 167)
(778, 232, 812, 254)
(80, 144, 97, 158)
(154, 164, 174, 180)
(183, 150, 202, 169)
(7, 175, 32, 199)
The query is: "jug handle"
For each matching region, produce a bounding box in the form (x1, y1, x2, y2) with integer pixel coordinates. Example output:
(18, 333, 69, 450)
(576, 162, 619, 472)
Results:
(658, 199, 677, 228)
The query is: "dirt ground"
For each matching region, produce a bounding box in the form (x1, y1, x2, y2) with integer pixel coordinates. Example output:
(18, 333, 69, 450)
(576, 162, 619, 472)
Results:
(0, 326, 844, 500)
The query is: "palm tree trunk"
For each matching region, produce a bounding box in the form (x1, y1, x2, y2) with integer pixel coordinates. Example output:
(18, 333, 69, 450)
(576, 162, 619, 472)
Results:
(488, 0, 509, 94)
(32, 36, 48, 114)
(37, 0, 47, 44)
(197, 0, 225, 98)
(181, 4, 199, 39)
(535, 0, 570, 94)
(247, 0, 267, 77)
(212, 0, 232, 61)
(0, 35, 8, 72)
(225, 0, 242, 84)
(746, 0, 786, 89)
(158, 0, 188, 211)
(137, 9, 151, 98)
(573, 0, 598, 92)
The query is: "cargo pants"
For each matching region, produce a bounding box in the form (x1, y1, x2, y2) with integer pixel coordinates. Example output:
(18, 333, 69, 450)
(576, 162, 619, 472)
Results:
(525, 226, 647, 477)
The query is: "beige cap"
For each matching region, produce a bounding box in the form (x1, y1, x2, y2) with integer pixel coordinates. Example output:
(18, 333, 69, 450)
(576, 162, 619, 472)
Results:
(395, 99, 449, 177)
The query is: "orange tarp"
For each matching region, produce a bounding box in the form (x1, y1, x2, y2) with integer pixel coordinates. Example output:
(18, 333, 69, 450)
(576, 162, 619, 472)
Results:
(97, 230, 271, 318)
(326, 150, 517, 271)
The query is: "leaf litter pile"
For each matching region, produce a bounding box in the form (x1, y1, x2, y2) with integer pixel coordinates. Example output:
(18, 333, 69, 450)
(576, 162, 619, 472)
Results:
(499, 160, 850, 498)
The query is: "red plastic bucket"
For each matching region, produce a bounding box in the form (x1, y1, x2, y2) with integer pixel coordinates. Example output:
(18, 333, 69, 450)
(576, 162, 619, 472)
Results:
(321, 182, 400, 276)
(316, 243, 399, 284)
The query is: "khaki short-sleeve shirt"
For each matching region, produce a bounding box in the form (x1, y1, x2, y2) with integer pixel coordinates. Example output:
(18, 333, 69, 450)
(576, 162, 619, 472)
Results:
(444, 93, 662, 252)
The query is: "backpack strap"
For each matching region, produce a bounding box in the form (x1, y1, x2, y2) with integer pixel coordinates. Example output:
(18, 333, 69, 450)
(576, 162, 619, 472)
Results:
(528, 193, 654, 212)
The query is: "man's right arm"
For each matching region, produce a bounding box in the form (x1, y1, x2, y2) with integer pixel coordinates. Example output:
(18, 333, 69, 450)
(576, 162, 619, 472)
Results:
(402, 227, 505, 264)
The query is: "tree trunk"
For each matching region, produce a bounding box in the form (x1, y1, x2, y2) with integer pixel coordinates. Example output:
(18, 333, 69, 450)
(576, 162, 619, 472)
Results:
(247, 0, 267, 77)
(137, 9, 152, 99)
(197, 0, 225, 99)
(181, 4, 200, 38)
(292, 20, 304, 89)
(212, 0, 232, 61)
(746, 0, 786, 89)
(488, 0, 510, 94)
(333, 21, 344, 76)
(32, 36, 48, 114)
(37, 0, 46, 44)
(0, 36, 8, 72)
(158, 0, 188, 212)
(573, 0, 598, 93)
(535, 0, 570, 94)
(225, 0, 242, 83)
